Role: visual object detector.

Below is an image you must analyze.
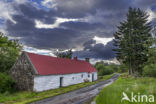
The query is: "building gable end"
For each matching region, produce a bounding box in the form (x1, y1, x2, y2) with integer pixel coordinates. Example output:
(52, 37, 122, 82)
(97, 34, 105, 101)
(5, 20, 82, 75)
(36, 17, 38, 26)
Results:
(9, 52, 37, 90)
(24, 52, 38, 75)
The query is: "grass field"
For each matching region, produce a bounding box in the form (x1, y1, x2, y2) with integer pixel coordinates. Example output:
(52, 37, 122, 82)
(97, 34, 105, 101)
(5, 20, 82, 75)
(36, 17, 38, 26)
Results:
(96, 74, 156, 104)
(0, 74, 114, 104)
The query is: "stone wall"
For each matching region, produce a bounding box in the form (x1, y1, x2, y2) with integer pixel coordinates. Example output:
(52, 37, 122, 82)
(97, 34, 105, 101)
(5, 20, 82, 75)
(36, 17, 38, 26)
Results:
(9, 52, 36, 91)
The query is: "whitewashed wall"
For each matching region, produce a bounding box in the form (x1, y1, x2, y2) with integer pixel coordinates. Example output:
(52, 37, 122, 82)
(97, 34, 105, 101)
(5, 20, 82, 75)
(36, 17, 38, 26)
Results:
(33, 72, 97, 92)
(92, 72, 98, 81)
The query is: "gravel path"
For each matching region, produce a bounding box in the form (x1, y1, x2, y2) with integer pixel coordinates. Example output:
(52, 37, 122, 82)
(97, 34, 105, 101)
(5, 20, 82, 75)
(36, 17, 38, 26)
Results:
(30, 74, 120, 104)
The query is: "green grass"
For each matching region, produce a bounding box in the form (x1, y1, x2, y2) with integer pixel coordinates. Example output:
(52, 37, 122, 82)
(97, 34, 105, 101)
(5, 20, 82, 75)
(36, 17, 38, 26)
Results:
(96, 73, 156, 104)
(0, 74, 114, 104)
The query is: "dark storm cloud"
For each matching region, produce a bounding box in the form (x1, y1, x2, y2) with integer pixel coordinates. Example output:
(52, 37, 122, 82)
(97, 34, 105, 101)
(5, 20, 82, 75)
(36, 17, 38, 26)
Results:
(15, 3, 56, 24)
(47, 0, 96, 18)
(133, 0, 156, 9)
(5, 3, 81, 49)
(73, 40, 116, 59)
(23, 28, 79, 49)
(60, 21, 114, 38)
(60, 22, 104, 31)
(95, 0, 132, 10)
(6, 18, 80, 49)
(50, 0, 132, 18)
(4, 0, 156, 59)
(6, 15, 35, 33)
(83, 39, 96, 50)
(6, 1, 124, 50)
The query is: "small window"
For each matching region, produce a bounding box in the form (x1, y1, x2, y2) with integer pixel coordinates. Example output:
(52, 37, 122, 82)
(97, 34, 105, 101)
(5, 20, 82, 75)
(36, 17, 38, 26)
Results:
(88, 74, 90, 77)
(72, 77, 74, 79)
(81, 74, 83, 78)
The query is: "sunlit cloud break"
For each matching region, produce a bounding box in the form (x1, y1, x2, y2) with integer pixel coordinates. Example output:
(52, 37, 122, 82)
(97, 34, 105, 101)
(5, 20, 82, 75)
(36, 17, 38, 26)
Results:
(35, 18, 79, 29)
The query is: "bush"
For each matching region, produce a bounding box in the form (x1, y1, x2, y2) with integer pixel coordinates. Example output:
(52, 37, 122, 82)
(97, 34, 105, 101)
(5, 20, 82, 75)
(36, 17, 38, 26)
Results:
(95, 63, 105, 72)
(0, 73, 15, 93)
(94, 61, 128, 75)
(98, 66, 114, 76)
(95, 64, 114, 76)
(143, 64, 156, 77)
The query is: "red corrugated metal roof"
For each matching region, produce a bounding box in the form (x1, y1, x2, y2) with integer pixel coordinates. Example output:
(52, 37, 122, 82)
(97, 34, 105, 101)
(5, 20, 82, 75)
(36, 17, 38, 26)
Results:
(27, 52, 97, 75)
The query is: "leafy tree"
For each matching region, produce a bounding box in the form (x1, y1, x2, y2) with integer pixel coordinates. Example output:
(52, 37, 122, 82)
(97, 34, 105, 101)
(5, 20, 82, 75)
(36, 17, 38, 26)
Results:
(113, 8, 152, 75)
(0, 32, 22, 73)
(55, 49, 73, 59)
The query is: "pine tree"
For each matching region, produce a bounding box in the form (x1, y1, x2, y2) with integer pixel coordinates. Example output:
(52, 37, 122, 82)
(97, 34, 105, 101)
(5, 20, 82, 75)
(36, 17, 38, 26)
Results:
(113, 7, 152, 75)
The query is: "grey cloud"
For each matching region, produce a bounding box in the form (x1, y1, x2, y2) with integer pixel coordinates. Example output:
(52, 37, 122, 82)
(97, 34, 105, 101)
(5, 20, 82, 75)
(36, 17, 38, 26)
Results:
(133, 0, 156, 9)
(46, 0, 132, 18)
(6, 20, 80, 49)
(6, 2, 121, 50)
(13, 3, 56, 23)
(4, 0, 156, 60)
(46, 0, 96, 18)
(60, 21, 114, 37)
(95, 0, 132, 11)
(73, 40, 116, 59)
(7, 15, 35, 33)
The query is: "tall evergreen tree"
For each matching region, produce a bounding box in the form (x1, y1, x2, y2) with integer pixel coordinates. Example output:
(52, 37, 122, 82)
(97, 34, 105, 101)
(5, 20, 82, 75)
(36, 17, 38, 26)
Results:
(113, 7, 152, 75)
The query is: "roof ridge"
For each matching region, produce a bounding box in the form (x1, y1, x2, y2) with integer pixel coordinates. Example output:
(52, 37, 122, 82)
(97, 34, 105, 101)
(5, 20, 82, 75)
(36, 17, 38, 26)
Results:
(25, 51, 87, 63)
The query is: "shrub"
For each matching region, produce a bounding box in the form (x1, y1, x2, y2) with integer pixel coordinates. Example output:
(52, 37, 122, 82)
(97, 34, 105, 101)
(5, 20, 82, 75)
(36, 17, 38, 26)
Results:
(95, 63, 114, 76)
(95, 63, 105, 72)
(143, 64, 156, 77)
(98, 66, 114, 76)
(0, 73, 15, 93)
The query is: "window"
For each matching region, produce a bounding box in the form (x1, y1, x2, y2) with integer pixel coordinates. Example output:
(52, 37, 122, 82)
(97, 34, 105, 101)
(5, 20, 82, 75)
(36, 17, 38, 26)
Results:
(88, 74, 90, 77)
(72, 77, 74, 79)
(81, 74, 83, 78)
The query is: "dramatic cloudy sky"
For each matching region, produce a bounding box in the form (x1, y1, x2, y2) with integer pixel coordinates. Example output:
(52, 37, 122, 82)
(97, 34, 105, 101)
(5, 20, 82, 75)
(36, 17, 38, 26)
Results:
(0, 0, 156, 62)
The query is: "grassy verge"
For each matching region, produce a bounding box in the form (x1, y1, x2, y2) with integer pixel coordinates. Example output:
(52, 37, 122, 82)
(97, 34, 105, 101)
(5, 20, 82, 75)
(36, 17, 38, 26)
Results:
(96, 73, 156, 104)
(0, 74, 114, 104)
